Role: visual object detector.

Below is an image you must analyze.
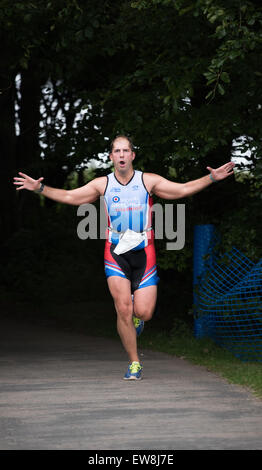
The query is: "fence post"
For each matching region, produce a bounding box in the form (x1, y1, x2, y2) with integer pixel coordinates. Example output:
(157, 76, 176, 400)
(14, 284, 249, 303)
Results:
(193, 224, 215, 338)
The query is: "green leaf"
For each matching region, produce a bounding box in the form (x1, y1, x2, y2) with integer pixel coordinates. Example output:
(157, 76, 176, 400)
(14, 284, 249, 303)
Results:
(163, 95, 171, 105)
(221, 72, 230, 83)
(205, 90, 214, 100)
(209, 15, 218, 24)
(218, 83, 225, 95)
(206, 78, 216, 86)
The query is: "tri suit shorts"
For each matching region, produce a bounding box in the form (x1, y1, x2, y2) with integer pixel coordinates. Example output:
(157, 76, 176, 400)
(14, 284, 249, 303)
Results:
(104, 236, 160, 294)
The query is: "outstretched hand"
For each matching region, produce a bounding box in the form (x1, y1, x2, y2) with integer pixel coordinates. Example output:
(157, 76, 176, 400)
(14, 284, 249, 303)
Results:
(13, 172, 44, 191)
(206, 162, 235, 182)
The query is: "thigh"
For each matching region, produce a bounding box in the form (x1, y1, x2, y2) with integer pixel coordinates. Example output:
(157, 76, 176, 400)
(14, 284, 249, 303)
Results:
(133, 285, 157, 316)
(133, 242, 159, 291)
(104, 240, 131, 281)
(107, 276, 132, 304)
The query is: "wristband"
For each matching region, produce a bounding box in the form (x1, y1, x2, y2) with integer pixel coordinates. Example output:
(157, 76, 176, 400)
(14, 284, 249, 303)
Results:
(209, 173, 217, 183)
(35, 182, 45, 193)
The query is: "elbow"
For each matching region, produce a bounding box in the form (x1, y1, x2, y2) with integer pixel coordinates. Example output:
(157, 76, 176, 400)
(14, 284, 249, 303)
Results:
(65, 190, 88, 206)
(176, 184, 188, 199)
(64, 191, 76, 205)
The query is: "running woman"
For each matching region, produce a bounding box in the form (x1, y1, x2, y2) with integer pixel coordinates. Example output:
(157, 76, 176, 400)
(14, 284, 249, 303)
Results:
(13, 135, 235, 380)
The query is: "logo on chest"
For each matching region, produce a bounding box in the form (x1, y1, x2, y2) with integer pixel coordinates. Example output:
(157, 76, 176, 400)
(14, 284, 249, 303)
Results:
(110, 187, 121, 193)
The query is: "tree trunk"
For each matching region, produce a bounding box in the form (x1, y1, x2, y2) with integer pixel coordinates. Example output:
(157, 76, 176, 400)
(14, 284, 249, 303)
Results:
(16, 67, 42, 229)
(0, 72, 17, 242)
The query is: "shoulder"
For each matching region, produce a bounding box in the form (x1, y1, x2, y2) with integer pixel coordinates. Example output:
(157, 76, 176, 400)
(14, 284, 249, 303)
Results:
(143, 172, 163, 194)
(90, 176, 108, 195)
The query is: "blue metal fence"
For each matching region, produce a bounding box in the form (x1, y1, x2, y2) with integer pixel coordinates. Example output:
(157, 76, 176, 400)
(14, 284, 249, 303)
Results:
(193, 225, 262, 362)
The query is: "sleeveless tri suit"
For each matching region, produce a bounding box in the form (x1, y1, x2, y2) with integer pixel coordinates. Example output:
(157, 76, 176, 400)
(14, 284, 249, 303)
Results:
(104, 170, 160, 293)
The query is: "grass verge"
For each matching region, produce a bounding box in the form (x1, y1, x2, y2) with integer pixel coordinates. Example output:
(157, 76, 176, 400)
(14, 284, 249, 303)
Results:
(138, 325, 262, 400)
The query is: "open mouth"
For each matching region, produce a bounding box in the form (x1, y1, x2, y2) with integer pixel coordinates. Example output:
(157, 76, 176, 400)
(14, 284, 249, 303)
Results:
(119, 161, 126, 167)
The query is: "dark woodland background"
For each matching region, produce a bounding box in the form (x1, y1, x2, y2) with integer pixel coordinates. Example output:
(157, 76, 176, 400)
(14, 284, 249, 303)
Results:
(1, 0, 261, 334)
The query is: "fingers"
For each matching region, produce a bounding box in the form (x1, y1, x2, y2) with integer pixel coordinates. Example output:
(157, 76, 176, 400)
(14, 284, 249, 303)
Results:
(13, 180, 24, 190)
(14, 173, 44, 182)
(17, 172, 35, 183)
(223, 164, 235, 175)
(13, 176, 26, 191)
(18, 172, 29, 178)
(224, 162, 234, 168)
(208, 162, 235, 174)
(226, 162, 235, 172)
(13, 176, 24, 189)
(13, 173, 44, 191)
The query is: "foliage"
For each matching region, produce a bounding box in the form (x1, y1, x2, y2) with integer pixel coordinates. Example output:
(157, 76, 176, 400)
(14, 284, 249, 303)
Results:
(2, 0, 262, 169)
(0, 205, 106, 303)
(1, 1, 261, 316)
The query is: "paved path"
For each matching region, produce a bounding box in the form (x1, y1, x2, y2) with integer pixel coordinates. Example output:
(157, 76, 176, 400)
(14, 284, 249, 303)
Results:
(0, 317, 261, 450)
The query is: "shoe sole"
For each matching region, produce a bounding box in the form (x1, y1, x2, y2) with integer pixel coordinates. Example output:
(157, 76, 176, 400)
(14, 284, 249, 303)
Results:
(123, 376, 142, 381)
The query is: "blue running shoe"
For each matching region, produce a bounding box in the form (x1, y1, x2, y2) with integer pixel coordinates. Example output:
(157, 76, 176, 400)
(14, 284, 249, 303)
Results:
(123, 361, 143, 380)
(132, 315, 144, 337)
(131, 294, 144, 337)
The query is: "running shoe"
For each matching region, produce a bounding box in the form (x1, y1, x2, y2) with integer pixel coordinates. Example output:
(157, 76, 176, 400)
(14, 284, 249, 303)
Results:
(132, 315, 144, 337)
(123, 361, 143, 380)
(131, 294, 144, 337)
